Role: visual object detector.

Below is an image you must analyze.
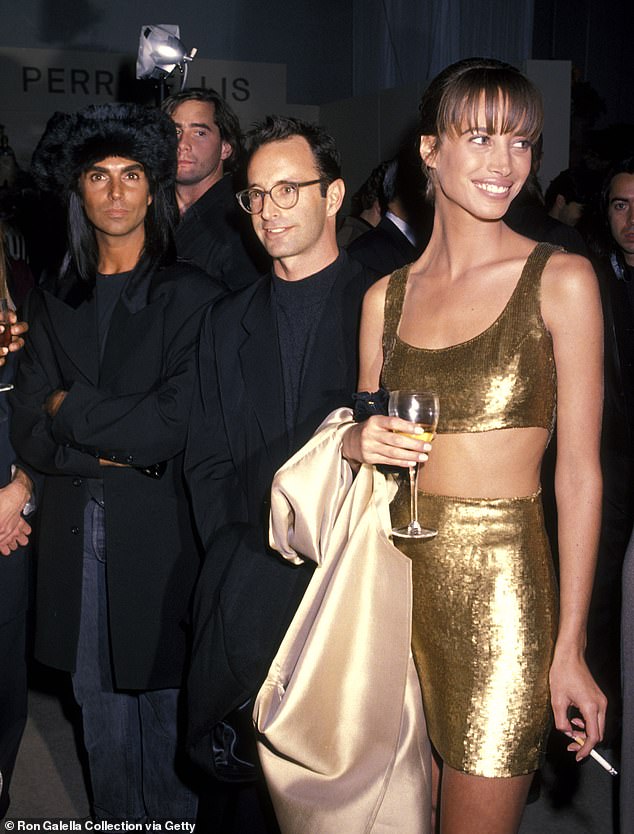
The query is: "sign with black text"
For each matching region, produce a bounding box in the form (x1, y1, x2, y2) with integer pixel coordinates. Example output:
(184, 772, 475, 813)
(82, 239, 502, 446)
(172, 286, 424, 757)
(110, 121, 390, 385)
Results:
(0, 48, 317, 167)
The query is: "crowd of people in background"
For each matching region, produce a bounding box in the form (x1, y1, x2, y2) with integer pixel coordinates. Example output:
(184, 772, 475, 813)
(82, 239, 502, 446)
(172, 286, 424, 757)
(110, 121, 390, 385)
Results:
(0, 56, 632, 834)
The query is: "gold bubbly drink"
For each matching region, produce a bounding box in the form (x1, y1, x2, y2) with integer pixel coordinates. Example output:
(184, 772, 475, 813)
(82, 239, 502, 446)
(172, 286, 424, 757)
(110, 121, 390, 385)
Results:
(394, 424, 436, 443)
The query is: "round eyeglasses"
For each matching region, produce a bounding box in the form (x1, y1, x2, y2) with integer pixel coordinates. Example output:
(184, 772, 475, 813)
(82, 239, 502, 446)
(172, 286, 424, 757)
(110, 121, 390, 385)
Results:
(236, 179, 327, 215)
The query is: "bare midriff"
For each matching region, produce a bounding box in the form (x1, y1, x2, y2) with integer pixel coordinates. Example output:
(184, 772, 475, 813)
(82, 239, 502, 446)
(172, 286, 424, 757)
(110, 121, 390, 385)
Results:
(417, 426, 549, 498)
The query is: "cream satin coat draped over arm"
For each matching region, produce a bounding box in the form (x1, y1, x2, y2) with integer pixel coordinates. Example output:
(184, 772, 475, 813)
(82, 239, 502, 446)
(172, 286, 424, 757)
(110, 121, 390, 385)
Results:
(254, 408, 431, 834)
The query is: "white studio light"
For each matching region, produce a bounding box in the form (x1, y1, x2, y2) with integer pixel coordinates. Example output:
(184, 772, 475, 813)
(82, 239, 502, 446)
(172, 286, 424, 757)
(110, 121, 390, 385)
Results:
(136, 25, 197, 90)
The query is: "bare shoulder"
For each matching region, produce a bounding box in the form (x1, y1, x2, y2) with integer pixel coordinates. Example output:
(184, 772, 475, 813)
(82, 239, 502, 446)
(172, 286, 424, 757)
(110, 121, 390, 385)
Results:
(361, 273, 391, 322)
(365, 272, 391, 305)
(357, 274, 395, 390)
(540, 250, 600, 331)
(542, 248, 597, 288)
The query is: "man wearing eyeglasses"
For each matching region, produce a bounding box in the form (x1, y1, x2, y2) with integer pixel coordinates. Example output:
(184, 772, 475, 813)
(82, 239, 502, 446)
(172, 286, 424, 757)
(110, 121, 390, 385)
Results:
(184, 116, 374, 831)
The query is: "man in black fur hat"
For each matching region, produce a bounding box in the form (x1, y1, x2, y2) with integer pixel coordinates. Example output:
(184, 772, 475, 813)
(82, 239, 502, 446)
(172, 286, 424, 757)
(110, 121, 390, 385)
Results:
(10, 103, 224, 822)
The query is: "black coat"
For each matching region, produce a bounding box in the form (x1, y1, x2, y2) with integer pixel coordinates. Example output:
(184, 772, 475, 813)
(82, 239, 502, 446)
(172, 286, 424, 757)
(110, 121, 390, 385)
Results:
(0, 255, 35, 627)
(598, 257, 634, 470)
(584, 256, 634, 735)
(175, 175, 268, 290)
(0, 355, 27, 627)
(10, 258, 223, 690)
(184, 252, 374, 752)
(347, 215, 420, 279)
(504, 194, 589, 257)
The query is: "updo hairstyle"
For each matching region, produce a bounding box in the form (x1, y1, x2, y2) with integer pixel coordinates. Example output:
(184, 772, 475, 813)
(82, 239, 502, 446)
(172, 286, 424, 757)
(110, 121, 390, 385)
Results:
(418, 58, 543, 200)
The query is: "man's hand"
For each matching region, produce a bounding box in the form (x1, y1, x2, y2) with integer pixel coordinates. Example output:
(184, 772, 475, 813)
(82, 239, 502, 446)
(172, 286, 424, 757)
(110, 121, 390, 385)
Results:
(0, 472, 33, 556)
(44, 389, 68, 417)
(0, 315, 28, 366)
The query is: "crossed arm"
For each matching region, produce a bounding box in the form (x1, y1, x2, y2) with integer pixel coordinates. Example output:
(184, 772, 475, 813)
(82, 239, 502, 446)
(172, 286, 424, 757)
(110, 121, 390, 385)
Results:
(11, 288, 217, 477)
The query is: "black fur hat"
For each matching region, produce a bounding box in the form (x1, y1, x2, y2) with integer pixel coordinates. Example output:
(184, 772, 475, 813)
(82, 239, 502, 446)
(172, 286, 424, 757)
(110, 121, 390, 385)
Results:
(31, 102, 177, 195)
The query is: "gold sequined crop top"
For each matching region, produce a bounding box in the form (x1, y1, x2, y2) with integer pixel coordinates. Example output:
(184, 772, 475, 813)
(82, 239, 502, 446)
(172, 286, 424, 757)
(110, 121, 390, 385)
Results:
(381, 243, 557, 434)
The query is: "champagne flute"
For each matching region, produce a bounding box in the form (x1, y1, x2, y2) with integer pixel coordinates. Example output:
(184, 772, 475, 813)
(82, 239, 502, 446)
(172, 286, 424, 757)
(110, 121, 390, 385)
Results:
(388, 390, 439, 539)
(0, 298, 14, 392)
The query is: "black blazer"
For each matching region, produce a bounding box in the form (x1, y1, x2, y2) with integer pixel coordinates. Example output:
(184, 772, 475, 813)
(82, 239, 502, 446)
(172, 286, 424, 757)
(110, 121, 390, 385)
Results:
(0, 262, 36, 626)
(597, 257, 634, 500)
(11, 258, 223, 689)
(175, 174, 268, 290)
(0, 354, 28, 626)
(347, 215, 420, 279)
(184, 252, 374, 747)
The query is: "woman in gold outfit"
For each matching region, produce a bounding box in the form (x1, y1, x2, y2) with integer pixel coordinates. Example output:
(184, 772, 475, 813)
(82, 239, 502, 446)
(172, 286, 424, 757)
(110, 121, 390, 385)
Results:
(342, 58, 607, 834)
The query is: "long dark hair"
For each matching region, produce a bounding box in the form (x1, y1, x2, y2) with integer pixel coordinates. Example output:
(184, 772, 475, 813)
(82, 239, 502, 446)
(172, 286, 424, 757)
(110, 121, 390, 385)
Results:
(32, 103, 179, 281)
(66, 171, 178, 280)
(586, 156, 634, 265)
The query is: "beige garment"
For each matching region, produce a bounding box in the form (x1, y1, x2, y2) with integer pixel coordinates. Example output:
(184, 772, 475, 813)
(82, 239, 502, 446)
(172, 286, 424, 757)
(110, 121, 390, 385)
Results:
(255, 408, 431, 834)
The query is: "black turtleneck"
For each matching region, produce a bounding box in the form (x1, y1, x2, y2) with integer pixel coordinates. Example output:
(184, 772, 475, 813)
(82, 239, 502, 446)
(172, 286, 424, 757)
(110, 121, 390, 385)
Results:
(271, 253, 342, 441)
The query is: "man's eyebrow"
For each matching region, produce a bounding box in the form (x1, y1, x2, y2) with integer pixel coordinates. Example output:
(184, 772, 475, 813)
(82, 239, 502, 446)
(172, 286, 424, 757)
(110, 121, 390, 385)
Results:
(246, 180, 300, 191)
(87, 162, 144, 173)
(610, 195, 631, 203)
(175, 121, 213, 131)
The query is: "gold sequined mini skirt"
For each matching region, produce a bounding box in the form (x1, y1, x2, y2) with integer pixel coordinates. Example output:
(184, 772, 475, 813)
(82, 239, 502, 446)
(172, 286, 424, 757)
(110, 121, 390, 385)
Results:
(391, 486, 558, 777)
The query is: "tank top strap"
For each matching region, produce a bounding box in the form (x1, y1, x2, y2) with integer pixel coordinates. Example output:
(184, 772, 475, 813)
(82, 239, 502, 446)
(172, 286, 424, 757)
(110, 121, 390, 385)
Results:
(382, 264, 410, 367)
(506, 242, 561, 321)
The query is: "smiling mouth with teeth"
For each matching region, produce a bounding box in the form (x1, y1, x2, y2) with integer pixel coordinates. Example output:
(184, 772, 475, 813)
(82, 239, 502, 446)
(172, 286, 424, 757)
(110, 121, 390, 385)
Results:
(474, 182, 511, 194)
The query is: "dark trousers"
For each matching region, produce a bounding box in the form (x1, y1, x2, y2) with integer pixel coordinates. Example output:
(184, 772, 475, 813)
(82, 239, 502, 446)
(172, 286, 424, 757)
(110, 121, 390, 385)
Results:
(621, 528, 634, 833)
(0, 611, 27, 819)
(72, 501, 197, 822)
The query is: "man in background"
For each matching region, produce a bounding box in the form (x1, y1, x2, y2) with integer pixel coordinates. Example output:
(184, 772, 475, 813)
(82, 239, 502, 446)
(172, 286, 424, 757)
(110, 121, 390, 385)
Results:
(592, 157, 634, 834)
(545, 167, 593, 227)
(0, 225, 33, 821)
(347, 146, 431, 278)
(163, 88, 266, 288)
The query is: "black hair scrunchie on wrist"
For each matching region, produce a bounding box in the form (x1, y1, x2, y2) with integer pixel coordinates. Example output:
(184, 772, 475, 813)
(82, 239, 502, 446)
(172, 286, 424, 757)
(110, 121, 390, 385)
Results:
(352, 388, 389, 422)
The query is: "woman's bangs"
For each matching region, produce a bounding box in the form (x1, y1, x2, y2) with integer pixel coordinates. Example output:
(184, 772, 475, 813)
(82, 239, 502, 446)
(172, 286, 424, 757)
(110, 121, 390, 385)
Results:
(441, 75, 543, 143)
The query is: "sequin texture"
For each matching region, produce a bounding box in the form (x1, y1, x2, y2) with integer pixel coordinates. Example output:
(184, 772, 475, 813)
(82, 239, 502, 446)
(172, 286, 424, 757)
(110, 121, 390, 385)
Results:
(382, 243, 558, 435)
(381, 243, 560, 776)
(391, 488, 557, 776)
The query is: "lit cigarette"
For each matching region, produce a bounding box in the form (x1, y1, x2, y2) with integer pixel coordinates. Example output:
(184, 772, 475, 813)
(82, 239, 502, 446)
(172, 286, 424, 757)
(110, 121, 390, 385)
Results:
(572, 736, 618, 776)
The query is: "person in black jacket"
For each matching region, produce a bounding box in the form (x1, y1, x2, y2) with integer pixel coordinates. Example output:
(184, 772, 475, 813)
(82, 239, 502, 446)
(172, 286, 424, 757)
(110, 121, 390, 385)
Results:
(10, 103, 223, 822)
(592, 157, 634, 834)
(0, 227, 33, 821)
(347, 146, 432, 278)
(184, 116, 375, 832)
(163, 88, 267, 289)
